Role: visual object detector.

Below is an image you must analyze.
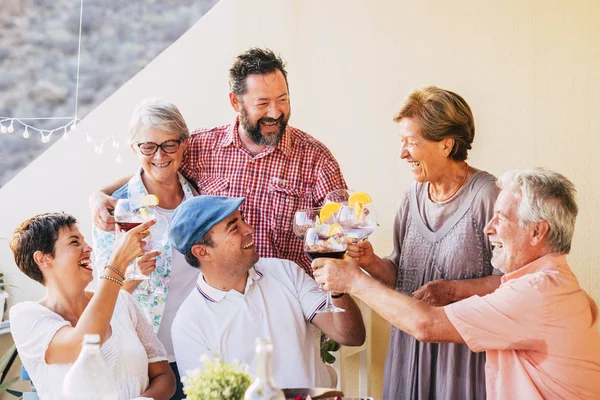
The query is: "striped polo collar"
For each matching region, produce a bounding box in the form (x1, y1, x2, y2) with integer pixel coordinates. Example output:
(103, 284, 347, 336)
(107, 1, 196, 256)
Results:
(196, 266, 264, 303)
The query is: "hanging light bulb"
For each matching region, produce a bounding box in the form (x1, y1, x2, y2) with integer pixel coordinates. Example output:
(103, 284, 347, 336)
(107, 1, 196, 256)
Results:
(0, 122, 6, 133)
(112, 137, 119, 148)
(7, 120, 14, 133)
(86, 131, 92, 143)
(41, 132, 52, 143)
(94, 140, 104, 155)
(23, 126, 30, 139)
(63, 126, 69, 140)
(71, 120, 77, 131)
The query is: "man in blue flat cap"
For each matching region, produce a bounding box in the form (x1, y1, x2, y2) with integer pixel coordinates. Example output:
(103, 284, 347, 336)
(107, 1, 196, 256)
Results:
(169, 196, 365, 389)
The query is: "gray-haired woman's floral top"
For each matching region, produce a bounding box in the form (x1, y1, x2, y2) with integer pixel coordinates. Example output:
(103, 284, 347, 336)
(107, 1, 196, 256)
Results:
(92, 169, 197, 333)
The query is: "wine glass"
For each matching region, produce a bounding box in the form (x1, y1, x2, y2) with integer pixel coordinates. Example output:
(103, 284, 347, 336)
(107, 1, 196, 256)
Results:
(304, 223, 347, 313)
(136, 213, 169, 296)
(323, 188, 354, 205)
(293, 208, 321, 239)
(325, 189, 377, 242)
(113, 198, 153, 281)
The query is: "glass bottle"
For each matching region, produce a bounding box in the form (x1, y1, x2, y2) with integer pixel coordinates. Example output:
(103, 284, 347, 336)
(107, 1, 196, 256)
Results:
(63, 334, 118, 400)
(244, 338, 285, 400)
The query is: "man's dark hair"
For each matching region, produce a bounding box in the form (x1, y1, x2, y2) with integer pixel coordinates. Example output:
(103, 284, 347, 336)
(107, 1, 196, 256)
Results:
(229, 48, 288, 96)
(184, 231, 214, 269)
(10, 212, 78, 285)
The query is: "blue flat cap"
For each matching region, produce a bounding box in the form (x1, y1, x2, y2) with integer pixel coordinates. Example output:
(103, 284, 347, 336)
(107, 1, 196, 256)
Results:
(169, 196, 245, 254)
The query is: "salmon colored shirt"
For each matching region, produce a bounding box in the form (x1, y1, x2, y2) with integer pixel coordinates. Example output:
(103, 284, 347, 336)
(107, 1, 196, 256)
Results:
(445, 254, 600, 399)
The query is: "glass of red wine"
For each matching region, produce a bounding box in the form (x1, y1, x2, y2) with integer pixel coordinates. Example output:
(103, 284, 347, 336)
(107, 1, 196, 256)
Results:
(304, 224, 347, 313)
(114, 198, 152, 281)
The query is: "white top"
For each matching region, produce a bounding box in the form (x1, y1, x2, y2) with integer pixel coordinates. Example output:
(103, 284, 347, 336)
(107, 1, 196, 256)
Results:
(155, 206, 200, 362)
(10, 291, 168, 400)
(171, 258, 333, 389)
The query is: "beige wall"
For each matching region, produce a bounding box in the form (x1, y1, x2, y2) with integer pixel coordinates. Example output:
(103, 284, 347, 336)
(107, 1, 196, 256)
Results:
(1, 0, 599, 398)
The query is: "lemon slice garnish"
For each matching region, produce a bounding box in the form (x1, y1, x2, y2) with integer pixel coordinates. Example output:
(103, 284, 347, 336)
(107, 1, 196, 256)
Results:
(141, 194, 159, 207)
(327, 223, 344, 237)
(320, 202, 342, 223)
(348, 192, 372, 218)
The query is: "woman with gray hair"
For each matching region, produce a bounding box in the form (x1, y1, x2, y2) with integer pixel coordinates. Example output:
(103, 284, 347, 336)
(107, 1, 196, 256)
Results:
(92, 98, 198, 400)
(346, 86, 501, 399)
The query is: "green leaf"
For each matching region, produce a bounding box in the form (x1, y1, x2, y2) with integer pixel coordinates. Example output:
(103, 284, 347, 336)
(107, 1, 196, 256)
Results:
(6, 388, 23, 397)
(321, 351, 336, 364)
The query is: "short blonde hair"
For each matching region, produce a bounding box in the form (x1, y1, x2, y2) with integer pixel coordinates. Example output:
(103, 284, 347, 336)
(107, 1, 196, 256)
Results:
(128, 97, 190, 143)
(499, 168, 578, 254)
(394, 86, 474, 161)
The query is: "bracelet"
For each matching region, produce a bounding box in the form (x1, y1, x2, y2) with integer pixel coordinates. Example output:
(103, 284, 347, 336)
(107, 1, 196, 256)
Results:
(100, 274, 123, 286)
(331, 292, 345, 299)
(103, 264, 125, 280)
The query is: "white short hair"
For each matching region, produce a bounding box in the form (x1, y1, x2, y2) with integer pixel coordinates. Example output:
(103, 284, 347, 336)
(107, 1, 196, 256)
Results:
(498, 168, 578, 254)
(128, 97, 190, 143)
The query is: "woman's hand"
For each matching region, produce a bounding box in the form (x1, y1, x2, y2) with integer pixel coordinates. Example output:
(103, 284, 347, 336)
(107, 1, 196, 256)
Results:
(346, 239, 377, 269)
(121, 250, 160, 293)
(136, 250, 160, 276)
(412, 279, 456, 306)
(110, 219, 156, 273)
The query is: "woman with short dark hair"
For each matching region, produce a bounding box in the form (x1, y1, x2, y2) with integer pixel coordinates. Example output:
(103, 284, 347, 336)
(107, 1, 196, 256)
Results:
(9, 212, 175, 400)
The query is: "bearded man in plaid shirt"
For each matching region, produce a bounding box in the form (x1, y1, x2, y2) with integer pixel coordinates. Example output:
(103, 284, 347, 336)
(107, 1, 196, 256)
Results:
(90, 48, 347, 276)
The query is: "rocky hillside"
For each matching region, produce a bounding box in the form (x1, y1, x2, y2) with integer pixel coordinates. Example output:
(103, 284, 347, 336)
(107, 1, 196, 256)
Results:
(0, 0, 218, 187)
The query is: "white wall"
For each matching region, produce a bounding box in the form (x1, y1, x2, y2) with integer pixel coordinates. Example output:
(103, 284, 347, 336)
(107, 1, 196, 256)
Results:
(1, 0, 599, 397)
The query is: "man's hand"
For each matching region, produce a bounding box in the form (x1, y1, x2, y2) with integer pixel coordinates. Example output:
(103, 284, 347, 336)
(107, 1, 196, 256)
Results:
(412, 279, 456, 306)
(89, 191, 117, 231)
(312, 257, 363, 295)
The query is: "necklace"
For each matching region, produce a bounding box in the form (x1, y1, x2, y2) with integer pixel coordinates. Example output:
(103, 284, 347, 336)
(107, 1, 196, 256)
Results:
(429, 162, 469, 203)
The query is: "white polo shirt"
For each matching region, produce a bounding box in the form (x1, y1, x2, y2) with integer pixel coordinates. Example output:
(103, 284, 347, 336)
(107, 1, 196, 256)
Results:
(171, 258, 332, 389)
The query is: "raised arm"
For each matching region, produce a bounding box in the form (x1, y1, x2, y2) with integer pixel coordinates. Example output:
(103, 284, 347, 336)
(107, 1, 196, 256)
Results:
(346, 240, 398, 286)
(311, 293, 366, 347)
(88, 175, 132, 231)
(412, 275, 502, 306)
(44, 219, 154, 364)
(313, 257, 464, 344)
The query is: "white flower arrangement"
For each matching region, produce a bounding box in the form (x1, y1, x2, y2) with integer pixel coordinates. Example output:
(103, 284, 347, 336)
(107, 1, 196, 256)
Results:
(182, 355, 253, 400)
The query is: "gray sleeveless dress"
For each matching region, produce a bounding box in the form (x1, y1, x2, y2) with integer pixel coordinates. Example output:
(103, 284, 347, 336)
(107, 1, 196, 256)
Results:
(383, 171, 500, 400)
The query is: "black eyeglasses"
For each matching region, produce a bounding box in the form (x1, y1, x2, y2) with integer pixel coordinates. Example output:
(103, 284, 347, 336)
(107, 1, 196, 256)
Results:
(135, 139, 184, 156)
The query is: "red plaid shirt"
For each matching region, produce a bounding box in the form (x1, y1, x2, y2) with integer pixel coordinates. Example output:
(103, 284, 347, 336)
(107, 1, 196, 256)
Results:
(180, 118, 347, 276)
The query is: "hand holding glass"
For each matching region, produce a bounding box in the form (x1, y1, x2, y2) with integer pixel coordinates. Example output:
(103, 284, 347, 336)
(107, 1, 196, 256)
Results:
(113, 199, 153, 281)
(136, 214, 169, 295)
(305, 225, 347, 313)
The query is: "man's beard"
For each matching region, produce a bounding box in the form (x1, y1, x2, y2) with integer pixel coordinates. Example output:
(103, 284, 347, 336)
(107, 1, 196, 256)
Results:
(239, 104, 290, 146)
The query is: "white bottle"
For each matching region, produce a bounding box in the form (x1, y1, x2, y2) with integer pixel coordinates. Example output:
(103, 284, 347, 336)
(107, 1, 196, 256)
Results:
(244, 338, 285, 400)
(63, 334, 118, 400)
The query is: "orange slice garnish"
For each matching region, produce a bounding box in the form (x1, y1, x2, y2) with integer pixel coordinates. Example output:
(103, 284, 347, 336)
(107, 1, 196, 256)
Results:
(320, 202, 342, 223)
(327, 223, 344, 237)
(141, 194, 159, 206)
(348, 192, 372, 218)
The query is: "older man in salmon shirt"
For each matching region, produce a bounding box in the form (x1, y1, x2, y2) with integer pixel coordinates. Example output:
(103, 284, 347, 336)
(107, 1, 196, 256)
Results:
(314, 167, 600, 400)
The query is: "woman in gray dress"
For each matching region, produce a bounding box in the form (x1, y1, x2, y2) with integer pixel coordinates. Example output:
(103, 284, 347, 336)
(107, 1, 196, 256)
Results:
(347, 86, 501, 399)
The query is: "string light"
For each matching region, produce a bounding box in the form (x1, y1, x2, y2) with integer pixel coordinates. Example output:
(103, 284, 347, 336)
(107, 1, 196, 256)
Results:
(0, 0, 122, 162)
